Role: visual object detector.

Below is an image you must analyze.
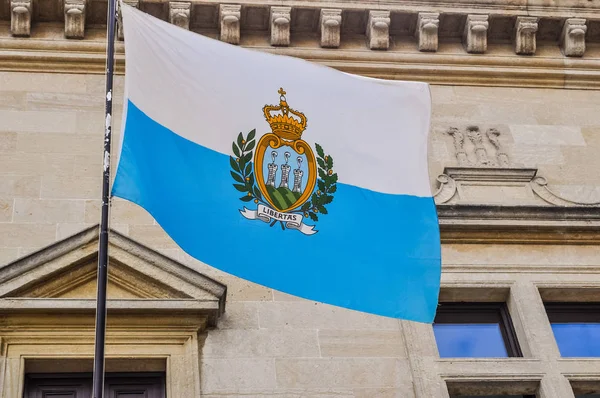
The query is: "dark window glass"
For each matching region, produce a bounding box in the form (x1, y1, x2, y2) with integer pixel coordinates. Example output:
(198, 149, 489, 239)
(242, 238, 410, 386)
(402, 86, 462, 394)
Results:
(545, 303, 600, 357)
(451, 396, 535, 398)
(433, 303, 522, 358)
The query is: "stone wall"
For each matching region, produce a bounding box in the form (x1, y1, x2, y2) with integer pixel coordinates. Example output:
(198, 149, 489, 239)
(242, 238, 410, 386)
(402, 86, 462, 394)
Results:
(1, 71, 600, 396)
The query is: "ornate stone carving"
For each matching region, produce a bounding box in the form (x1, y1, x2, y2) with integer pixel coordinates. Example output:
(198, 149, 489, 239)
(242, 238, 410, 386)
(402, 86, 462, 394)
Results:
(466, 126, 492, 166)
(463, 14, 488, 54)
(64, 0, 86, 39)
(367, 10, 391, 50)
(415, 12, 439, 52)
(531, 177, 600, 206)
(561, 18, 587, 57)
(514, 16, 538, 55)
(446, 126, 511, 167)
(169, 1, 191, 30)
(219, 4, 241, 45)
(270, 6, 291, 47)
(486, 128, 509, 167)
(434, 168, 539, 205)
(447, 127, 469, 166)
(10, 0, 31, 37)
(117, 0, 138, 41)
(319, 9, 342, 49)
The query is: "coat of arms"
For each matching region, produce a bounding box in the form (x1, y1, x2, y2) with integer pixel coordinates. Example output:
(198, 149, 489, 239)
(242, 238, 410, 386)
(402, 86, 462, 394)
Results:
(230, 88, 337, 235)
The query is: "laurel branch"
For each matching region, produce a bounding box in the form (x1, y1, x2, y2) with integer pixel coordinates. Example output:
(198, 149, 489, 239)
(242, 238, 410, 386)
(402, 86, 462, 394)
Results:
(299, 143, 337, 222)
(230, 129, 263, 203)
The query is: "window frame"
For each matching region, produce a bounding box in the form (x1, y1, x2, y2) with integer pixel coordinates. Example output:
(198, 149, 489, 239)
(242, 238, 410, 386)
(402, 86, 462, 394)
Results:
(434, 302, 523, 358)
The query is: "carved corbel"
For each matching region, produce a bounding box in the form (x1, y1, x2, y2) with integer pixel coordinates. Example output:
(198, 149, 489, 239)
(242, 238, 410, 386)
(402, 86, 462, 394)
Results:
(463, 14, 488, 54)
(514, 16, 538, 55)
(10, 0, 31, 37)
(219, 4, 241, 45)
(561, 18, 587, 57)
(117, 0, 138, 41)
(64, 0, 86, 39)
(367, 10, 390, 50)
(169, 1, 191, 30)
(319, 9, 342, 48)
(270, 6, 291, 47)
(415, 12, 439, 52)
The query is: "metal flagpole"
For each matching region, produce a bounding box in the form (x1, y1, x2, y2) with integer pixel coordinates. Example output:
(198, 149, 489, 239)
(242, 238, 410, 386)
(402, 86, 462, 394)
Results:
(92, 0, 117, 393)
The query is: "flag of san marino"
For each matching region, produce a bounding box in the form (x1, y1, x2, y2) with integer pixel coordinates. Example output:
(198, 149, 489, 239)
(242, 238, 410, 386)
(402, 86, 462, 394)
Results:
(113, 4, 441, 323)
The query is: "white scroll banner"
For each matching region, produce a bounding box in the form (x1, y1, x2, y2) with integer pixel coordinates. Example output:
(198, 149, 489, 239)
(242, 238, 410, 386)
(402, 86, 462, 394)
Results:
(240, 204, 317, 235)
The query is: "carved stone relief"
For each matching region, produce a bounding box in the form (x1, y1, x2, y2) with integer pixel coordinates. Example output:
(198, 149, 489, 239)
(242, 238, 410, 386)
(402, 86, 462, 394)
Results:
(367, 10, 391, 50)
(219, 4, 241, 45)
(463, 14, 489, 54)
(64, 0, 86, 39)
(514, 16, 538, 55)
(415, 12, 439, 52)
(117, 0, 138, 41)
(10, 0, 31, 37)
(561, 18, 587, 57)
(435, 125, 599, 207)
(270, 6, 291, 47)
(319, 9, 342, 49)
(169, 1, 191, 30)
(445, 126, 509, 167)
(435, 168, 600, 207)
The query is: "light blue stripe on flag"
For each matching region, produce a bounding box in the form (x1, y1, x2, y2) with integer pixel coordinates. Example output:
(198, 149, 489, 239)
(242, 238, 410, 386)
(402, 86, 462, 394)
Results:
(112, 101, 441, 323)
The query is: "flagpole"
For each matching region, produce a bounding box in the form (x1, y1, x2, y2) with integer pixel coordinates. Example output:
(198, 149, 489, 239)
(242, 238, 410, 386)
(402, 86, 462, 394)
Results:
(92, 0, 117, 394)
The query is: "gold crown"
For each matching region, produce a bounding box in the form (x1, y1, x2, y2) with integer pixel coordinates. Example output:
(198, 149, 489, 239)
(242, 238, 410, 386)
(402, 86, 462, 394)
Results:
(263, 88, 307, 141)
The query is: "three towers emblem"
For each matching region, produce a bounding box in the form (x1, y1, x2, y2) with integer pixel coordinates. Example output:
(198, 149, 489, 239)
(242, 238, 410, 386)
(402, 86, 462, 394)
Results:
(230, 88, 338, 234)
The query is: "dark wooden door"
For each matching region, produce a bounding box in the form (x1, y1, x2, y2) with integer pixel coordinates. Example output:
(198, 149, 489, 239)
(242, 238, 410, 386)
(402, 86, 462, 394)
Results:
(24, 373, 166, 398)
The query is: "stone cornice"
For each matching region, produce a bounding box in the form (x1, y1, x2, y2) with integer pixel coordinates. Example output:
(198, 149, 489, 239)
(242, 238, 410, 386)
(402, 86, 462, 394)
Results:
(2, 36, 600, 89)
(1, 1, 600, 87)
(438, 205, 600, 244)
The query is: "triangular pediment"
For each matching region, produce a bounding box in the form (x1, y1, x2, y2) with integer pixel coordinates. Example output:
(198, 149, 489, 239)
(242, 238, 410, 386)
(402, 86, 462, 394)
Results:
(0, 226, 226, 321)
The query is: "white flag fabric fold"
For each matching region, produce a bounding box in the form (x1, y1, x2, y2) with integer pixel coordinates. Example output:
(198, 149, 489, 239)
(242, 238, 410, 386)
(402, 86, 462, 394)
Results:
(113, 4, 441, 322)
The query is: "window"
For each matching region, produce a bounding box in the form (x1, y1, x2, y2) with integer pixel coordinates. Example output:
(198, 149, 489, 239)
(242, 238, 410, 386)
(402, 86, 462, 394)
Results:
(433, 303, 523, 358)
(571, 379, 600, 397)
(545, 303, 600, 357)
(446, 380, 539, 397)
(450, 395, 535, 398)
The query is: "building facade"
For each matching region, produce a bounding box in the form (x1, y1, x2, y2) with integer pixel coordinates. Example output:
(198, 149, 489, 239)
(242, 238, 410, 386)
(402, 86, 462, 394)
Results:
(1, 0, 600, 396)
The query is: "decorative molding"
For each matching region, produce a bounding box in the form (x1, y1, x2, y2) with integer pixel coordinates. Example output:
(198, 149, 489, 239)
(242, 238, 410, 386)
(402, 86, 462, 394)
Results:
(561, 18, 587, 57)
(270, 6, 291, 47)
(433, 167, 538, 205)
(531, 177, 600, 206)
(434, 167, 600, 210)
(219, 4, 241, 45)
(64, 0, 86, 40)
(415, 12, 439, 52)
(514, 16, 538, 55)
(367, 10, 391, 50)
(10, 0, 31, 37)
(463, 14, 489, 54)
(5, 38, 600, 89)
(319, 9, 342, 49)
(169, 1, 191, 31)
(438, 205, 600, 245)
(117, 0, 138, 41)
